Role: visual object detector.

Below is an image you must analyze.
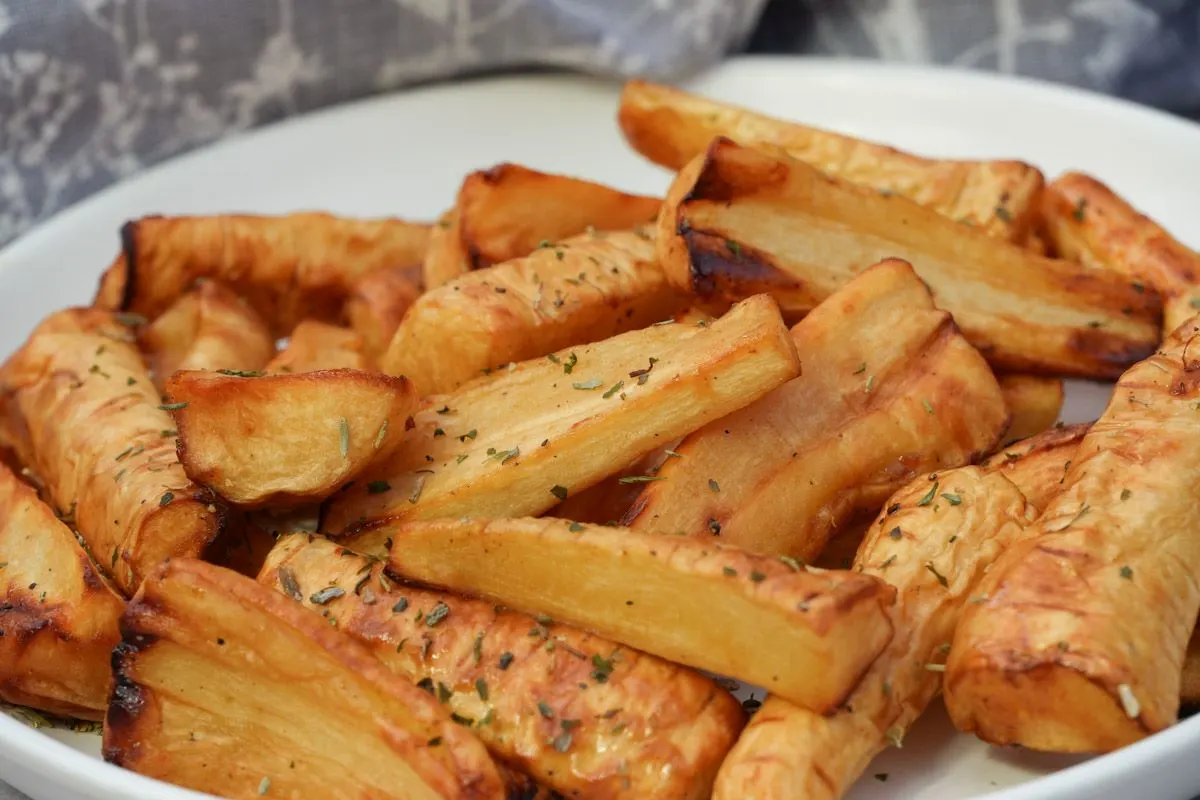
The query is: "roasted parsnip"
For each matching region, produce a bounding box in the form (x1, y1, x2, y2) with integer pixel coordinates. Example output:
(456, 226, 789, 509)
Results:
(345, 265, 423, 361)
(261, 535, 745, 799)
(266, 320, 370, 373)
(980, 423, 1089, 513)
(658, 138, 1160, 378)
(623, 259, 1007, 562)
(999, 374, 1065, 443)
(945, 317, 1200, 752)
(104, 559, 505, 800)
(423, 209, 471, 290)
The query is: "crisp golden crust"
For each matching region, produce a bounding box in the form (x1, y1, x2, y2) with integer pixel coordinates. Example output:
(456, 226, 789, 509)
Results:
(981, 423, 1090, 513)
(138, 280, 274, 391)
(999, 374, 1065, 444)
(2, 309, 224, 593)
(345, 265, 422, 361)
(168, 368, 417, 507)
(266, 320, 370, 373)
(618, 80, 1042, 241)
(623, 259, 1008, 561)
(261, 535, 744, 799)
(945, 318, 1200, 752)
(381, 230, 685, 394)
(1041, 172, 1200, 335)
(714, 467, 1035, 799)
(93, 213, 432, 336)
(385, 517, 894, 713)
(0, 462, 124, 718)
(103, 559, 504, 800)
(657, 138, 1161, 378)
(322, 294, 800, 545)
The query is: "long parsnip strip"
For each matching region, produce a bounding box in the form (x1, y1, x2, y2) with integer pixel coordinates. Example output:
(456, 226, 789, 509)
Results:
(261, 535, 744, 799)
(323, 294, 800, 548)
(713, 467, 1035, 799)
(623, 259, 1007, 561)
(386, 517, 894, 713)
(945, 316, 1200, 752)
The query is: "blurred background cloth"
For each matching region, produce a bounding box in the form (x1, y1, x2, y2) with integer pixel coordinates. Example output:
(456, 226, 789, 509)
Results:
(0, 0, 1196, 247)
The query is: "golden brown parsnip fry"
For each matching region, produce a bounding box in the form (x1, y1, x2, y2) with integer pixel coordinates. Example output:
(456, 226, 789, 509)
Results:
(262, 535, 745, 799)
(2, 309, 224, 594)
(103, 559, 504, 800)
(94, 213, 431, 336)
(322, 294, 800, 546)
(713, 468, 1035, 799)
(266, 320, 369, 373)
(0, 462, 123, 719)
(382, 230, 684, 394)
(551, 441, 680, 525)
(980, 423, 1090, 513)
(659, 138, 1160, 378)
(423, 209, 471, 290)
(617, 80, 1042, 241)
(999, 374, 1064, 443)
(386, 517, 894, 713)
(345, 265, 422, 360)
(138, 280, 273, 391)
(456, 164, 661, 268)
(945, 317, 1200, 752)
(168, 369, 417, 507)
(623, 259, 1007, 562)
(1041, 172, 1200, 334)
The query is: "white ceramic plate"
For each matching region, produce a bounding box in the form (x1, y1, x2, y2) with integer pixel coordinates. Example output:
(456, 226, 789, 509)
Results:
(1, 56, 1199, 800)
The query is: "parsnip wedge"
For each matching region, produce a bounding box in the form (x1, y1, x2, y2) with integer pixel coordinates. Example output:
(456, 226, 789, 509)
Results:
(0, 462, 124, 718)
(658, 138, 1160, 378)
(139, 281, 274, 392)
(981, 423, 1089, 513)
(623, 259, 1007, 562)
(618, 80, 1042, 240)
(94, 213, 432, 336)
(322, 294, 800, 545)
(1040, 171, 1200, 335)
(382, 229, 684, 394)
(713, 467, 1035, 800)
(345, 265, 423, 360)
(267, 320, 370, 373)
(945, 316, 1200, 752)
(103, 559, 504, 800)
(168, 369, 417, 507)
(999, 374, 1064, 443)
(261, 535, 744, 798)
(1, 309, 225, 593)
(385, 517, 894, 712)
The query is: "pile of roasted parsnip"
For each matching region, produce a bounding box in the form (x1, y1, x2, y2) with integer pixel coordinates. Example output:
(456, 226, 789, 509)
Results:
(2, 79, 1200, 800)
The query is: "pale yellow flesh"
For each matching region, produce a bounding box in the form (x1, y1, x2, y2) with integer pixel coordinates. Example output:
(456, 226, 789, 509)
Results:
(999, 374, 1065, 444)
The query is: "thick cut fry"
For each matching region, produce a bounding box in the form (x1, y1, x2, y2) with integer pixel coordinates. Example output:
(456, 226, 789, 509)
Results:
(138, 280, 274, 391)
(168, 369, 417, 507)
(714, 467, 1035, 799)
(386, 517, 894, 713)
(618, 80, 1043, 241)
(261, 535, 744, 799)
(266, 320, 369, 373)
(94, 213, 432, 336)
(1, 309, 224, 593)
(623, 260, 1007, 562)
(1041, 172, 1200, 334)
(345, 265, 422, 360)
(981, 423, 1089, 513)
(423, 210, 471, 289)
(999, 374, 1065, 443)
(0, 463, 124, 719)
(382, 230, 684, 394)
(658, 138, 1160, 378)
(322, 294, 800, 546)
(103, 559, 504, 800)
(945, 318, 1200, 752)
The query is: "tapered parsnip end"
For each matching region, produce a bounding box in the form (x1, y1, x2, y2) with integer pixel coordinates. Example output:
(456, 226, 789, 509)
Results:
(658, 138, 1161, 377)
(324, 293, 800, 545)
(168, 369, 416, 507)
(381, 230, 683, 394)
(103, 559, 504, 800)
(260, 534, 744, 799)
(0, 462, 124, 718)
(981, 423, 1089, 512)
(999, 374, 1064, 443)
(345, 265, 423, 360)
(266, 320, 370, 373)
(385, 517, 894, 712)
